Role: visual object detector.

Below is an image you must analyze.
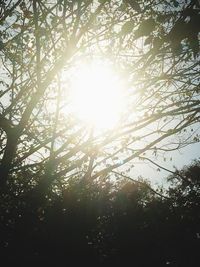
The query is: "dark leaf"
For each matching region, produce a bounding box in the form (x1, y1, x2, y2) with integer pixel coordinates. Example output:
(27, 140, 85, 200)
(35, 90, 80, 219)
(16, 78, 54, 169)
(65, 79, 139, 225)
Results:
(125, 0, 141, 13)
(153, 37, 162, 49)
(168, 19, 188, 42)
(134, 18, 156, 39)
(188, 34, 199, 58)
(144, 35, 153, 46)
(173, 0, 179, 7)
(120, 20, 134, 36)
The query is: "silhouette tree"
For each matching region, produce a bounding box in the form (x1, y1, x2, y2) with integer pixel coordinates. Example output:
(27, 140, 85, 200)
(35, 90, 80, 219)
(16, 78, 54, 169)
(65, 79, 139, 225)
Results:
(0, 159, 199, 266)
(0, 0, 199, 210)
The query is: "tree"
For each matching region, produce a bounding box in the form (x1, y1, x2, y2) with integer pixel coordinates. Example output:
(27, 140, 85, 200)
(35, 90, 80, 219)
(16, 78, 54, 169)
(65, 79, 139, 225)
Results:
(0, 159, 199, 266)
(0, 0, 200, 203)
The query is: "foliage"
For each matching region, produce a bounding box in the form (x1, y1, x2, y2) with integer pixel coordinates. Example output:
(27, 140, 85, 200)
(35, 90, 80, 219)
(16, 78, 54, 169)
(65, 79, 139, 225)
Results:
(0, 160, 199, 266)
(0, 0, 200, 233)
(1, 1, 200, 266)
(0, 0, 200, 251)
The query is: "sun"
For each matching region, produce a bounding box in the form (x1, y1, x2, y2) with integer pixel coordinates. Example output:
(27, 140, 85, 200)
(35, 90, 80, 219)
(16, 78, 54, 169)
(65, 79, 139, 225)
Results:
(69, 60, 125, 131)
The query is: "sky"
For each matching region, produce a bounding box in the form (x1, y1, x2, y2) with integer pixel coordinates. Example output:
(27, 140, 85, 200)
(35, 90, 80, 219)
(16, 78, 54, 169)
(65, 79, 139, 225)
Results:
(133, 142, 200, 186)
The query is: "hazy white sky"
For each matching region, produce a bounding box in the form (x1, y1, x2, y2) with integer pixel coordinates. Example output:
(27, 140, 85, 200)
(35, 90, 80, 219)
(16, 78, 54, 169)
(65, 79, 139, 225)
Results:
(133, 142, 200, 186)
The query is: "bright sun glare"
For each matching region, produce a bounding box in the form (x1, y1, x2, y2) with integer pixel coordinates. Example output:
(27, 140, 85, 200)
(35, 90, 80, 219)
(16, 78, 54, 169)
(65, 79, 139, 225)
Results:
(69, 60, 125, 131)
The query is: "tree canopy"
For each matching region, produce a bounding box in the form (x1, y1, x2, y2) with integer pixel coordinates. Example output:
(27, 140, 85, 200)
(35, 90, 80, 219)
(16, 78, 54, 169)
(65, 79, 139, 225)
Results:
(0, 158, 199, 266)
(0, 1, 200, 264)
(0, 0, 199, 203)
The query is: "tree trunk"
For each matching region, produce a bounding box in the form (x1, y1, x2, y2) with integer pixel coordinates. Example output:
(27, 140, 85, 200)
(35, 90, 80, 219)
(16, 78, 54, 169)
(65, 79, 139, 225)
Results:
(0, 132, 18, 188)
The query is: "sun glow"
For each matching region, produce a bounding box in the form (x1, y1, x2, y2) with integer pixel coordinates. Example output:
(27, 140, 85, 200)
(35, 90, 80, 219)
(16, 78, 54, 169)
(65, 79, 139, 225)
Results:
(69, 60, 125, 130)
